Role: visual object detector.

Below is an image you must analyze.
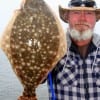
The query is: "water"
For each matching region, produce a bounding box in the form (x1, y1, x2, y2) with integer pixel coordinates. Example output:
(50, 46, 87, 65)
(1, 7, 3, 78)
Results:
(0, 49, 49, 100)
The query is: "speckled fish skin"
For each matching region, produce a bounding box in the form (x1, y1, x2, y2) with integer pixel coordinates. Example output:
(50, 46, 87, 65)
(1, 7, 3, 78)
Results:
(1, 0, 67, 100)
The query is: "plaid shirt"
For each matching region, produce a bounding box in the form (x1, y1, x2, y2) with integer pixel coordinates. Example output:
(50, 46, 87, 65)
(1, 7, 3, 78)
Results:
(47, 34, 100, 100)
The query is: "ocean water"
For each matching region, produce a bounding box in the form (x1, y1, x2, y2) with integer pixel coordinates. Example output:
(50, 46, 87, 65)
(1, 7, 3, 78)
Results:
(0, 49, 49, 100)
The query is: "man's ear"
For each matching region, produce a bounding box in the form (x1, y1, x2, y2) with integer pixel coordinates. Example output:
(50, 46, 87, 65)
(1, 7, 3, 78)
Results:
(96, 11, 100, 22)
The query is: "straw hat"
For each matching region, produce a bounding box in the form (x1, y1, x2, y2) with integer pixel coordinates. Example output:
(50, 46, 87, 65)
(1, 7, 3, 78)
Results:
(59, 0, 100, 23)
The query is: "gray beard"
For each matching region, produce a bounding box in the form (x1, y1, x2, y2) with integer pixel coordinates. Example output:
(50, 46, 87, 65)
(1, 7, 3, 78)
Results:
(68, 28, 93, 41)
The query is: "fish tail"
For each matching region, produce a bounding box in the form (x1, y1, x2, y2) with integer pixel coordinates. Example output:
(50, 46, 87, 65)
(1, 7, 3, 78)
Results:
(18, 95, 37, 100)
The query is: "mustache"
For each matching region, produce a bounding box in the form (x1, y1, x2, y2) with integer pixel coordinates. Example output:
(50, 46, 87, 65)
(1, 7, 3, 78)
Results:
(75, 23, 91, 27)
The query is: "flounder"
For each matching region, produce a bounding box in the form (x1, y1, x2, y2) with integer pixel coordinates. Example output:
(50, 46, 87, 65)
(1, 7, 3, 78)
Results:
(0, 0, 67, 100)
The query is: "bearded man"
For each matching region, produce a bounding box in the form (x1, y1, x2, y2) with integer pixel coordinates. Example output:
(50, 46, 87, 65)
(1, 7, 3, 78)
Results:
(46, 0, 100, 100)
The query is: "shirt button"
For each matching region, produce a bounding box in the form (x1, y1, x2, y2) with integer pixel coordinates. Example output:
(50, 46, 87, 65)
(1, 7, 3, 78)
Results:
(85, 83, 88, 89)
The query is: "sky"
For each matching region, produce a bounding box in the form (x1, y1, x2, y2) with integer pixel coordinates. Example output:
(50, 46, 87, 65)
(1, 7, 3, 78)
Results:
(0, 0, 100, 38)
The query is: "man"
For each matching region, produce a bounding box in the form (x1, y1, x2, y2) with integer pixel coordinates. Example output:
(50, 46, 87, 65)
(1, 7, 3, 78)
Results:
(47, 0, 100, 100)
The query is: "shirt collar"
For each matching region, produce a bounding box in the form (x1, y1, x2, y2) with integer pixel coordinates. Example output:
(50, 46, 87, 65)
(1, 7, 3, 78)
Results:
(69, 40, 97, 54)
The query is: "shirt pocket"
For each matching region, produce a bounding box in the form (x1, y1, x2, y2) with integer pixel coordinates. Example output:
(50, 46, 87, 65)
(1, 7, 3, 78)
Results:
(56, 66, 78, 87)
(93, 63, 100, 87)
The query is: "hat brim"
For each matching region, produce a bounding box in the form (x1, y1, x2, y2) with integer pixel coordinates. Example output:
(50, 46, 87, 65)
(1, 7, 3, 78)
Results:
(59, 6, 100, 23)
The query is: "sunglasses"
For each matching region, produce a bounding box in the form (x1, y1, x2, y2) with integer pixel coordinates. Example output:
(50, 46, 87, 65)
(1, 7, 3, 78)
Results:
(69, 0, 96, 7)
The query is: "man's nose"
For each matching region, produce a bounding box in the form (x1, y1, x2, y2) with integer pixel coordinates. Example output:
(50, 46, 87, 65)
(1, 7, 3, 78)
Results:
(80, 11, 86, 21)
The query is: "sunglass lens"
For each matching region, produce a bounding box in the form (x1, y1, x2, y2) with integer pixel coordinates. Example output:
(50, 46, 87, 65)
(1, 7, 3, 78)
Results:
(84, 1, 96, 7)
(71, 2, 81, 6)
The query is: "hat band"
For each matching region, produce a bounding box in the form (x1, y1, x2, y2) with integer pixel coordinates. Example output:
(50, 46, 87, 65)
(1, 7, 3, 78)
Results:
(69, 0, 97, 8)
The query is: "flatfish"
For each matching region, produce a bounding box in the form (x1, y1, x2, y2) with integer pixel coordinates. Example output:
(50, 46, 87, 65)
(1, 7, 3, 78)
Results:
(0, 0, 67, 99)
